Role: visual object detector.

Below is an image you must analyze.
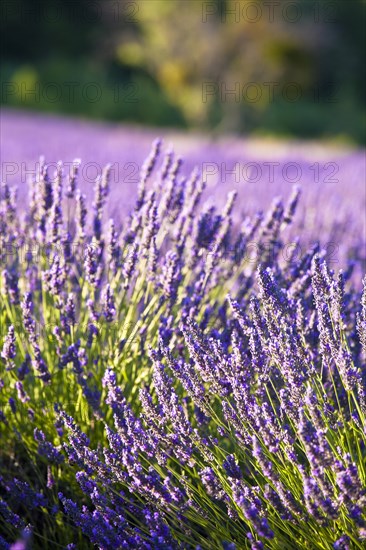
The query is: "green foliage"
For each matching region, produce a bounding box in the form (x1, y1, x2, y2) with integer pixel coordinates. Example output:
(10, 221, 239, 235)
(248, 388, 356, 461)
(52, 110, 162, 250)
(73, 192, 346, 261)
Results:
(1, 0, 365, 142)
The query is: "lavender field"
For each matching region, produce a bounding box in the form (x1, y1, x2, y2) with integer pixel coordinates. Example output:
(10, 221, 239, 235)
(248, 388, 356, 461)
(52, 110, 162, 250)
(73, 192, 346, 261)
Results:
(1, 109, 366, 549)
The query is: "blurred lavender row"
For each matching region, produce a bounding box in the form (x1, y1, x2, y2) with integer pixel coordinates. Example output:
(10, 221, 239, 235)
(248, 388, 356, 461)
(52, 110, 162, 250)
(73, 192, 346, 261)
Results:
(1, 108, 365, 271)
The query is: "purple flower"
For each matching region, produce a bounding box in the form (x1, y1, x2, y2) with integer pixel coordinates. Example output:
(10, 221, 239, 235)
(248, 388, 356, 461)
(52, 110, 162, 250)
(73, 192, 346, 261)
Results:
(0, 497, 24, 528)
(42, 254, 66, 296)
(162, 251, 182, 304)
(2, 269, 20, 304)
(15, 381, 29, 403)
(1, 325, 16, 362)
(17, 354, 31, 380)
(84, 244, 101, 288)
(333, 535, 350, 550)
(34, 428, 64, 464)
(9, 526, 32, 550)
(32, 345, 51, 383)
(102, 284, 116, 322)
(21, 293, 37, 345)
(75, 189, 87, 240)
(3, 479, 47, 510)
(65, 159, 81, 199)
(122, 242, 139, 290)
(223, 454, 242, 480)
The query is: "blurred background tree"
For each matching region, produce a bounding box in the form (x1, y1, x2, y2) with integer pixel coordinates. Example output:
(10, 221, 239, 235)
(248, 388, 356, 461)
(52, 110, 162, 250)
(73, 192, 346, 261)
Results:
(1, 0, 365, 143)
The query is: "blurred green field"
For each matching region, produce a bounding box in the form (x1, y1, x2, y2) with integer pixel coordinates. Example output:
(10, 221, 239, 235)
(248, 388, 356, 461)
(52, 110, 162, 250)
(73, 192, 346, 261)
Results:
(1, 0, 365, 143)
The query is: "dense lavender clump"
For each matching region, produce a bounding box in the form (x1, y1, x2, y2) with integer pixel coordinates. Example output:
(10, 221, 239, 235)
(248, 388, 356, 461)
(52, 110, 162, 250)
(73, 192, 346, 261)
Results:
(0, 139, 365, 549)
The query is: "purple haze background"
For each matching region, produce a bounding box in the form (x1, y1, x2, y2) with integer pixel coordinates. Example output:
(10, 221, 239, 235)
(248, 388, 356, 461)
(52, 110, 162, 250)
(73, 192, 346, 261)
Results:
(1, 108, 365, 270)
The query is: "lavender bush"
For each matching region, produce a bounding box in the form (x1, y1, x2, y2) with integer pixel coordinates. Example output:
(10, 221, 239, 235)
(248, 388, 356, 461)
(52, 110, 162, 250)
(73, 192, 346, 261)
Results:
(0, 136, 365, 549)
